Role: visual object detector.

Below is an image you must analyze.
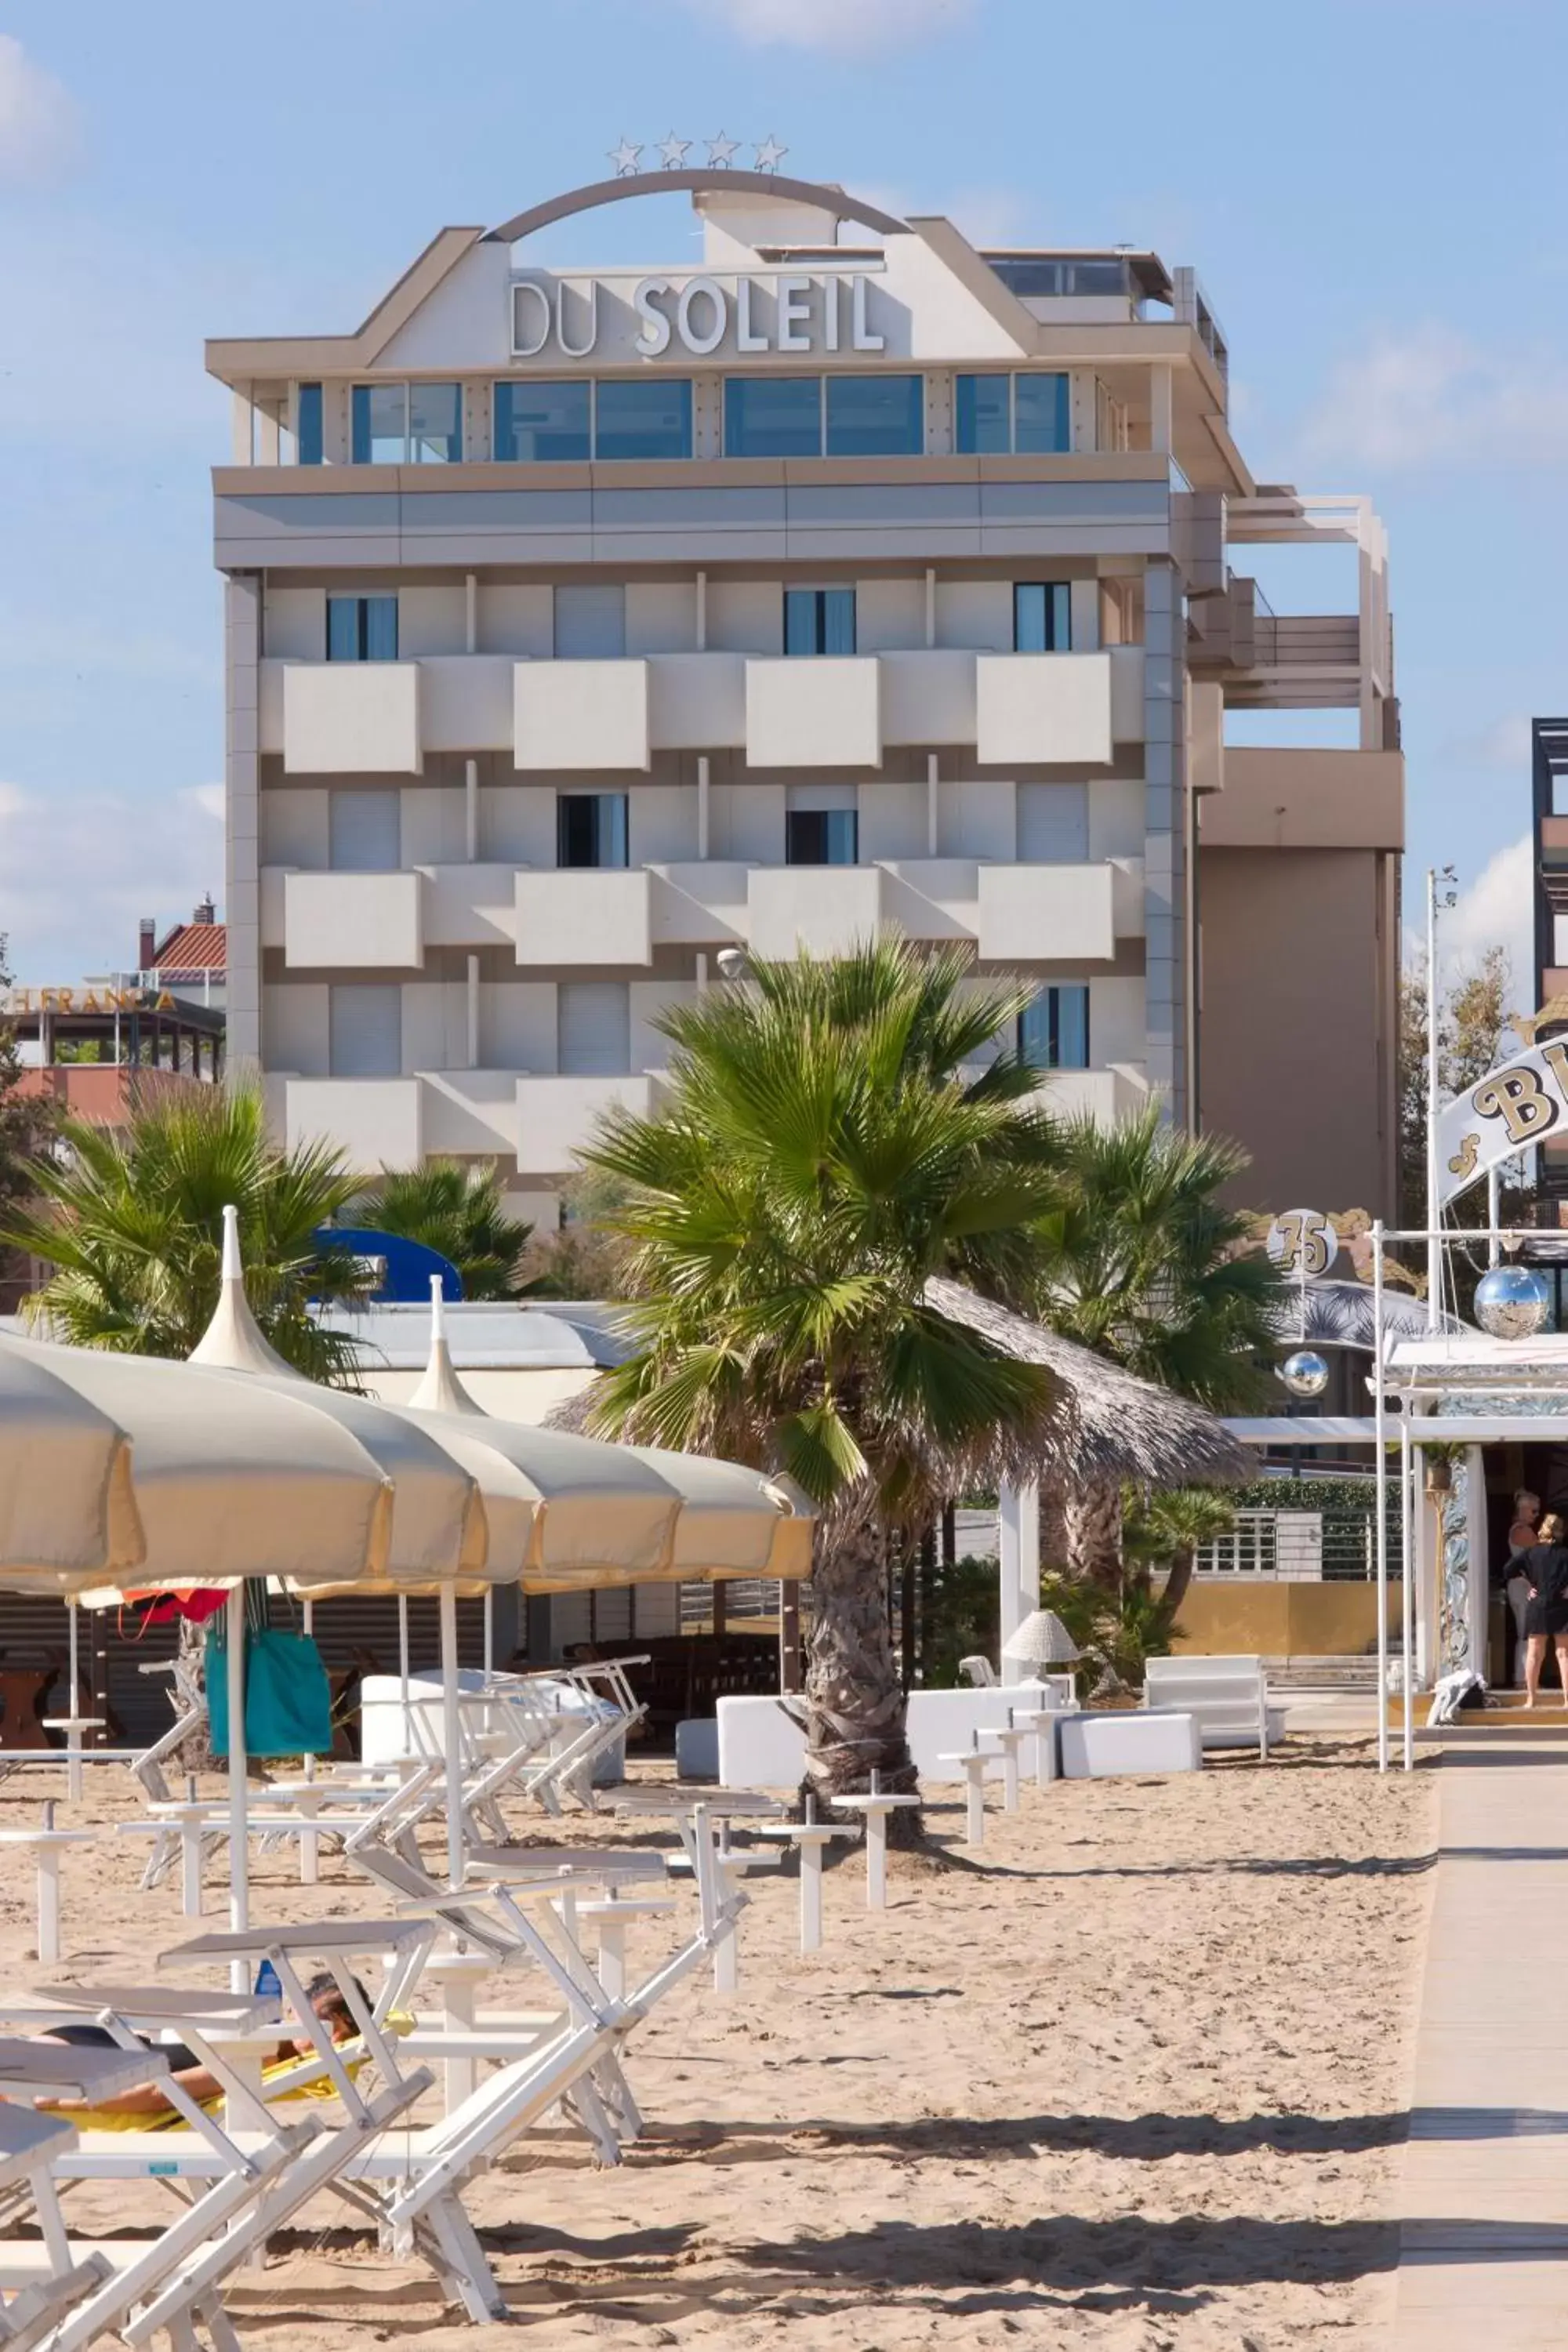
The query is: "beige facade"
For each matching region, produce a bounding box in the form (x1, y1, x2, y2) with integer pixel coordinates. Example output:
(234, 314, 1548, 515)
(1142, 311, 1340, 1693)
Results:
(209, 169, 1402, 1225)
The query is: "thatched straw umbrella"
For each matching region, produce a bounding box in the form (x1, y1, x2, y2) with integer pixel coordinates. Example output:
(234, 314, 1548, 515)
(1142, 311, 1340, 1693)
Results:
(920, 1278, 1250, 1581)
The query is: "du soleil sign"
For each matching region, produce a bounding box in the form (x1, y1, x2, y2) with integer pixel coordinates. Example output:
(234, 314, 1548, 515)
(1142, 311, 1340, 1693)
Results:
(1436, 1037, 1568, 1204)
(510, 270, 887, 361)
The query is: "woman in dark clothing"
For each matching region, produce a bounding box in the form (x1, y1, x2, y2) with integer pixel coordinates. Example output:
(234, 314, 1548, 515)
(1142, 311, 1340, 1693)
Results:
(1505, 1512, 1568, 1708)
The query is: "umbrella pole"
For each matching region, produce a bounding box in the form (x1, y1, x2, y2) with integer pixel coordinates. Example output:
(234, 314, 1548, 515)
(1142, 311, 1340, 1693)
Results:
(226, 1583, 249, 1993)
(439, 1583, 463, 1891)
(483, 1588, 493, 1676)
(398, 1595, 411, 1755)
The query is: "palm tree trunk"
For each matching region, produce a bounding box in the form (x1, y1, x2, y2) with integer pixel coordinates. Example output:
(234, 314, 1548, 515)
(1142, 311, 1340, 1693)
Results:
(1038, 1478, 1069, 1572)
(1067, 1476, 1123, 1590)
(802, 1503, 920, 1839)
(1160, 1544, 1197, 1623)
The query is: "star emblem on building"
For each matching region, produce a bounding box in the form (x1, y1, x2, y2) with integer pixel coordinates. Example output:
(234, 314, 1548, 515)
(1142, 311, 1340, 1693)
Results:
(658, 132, 691, 170)
(608, 137, 642, 178)
(706, 131, 739, 169)
(753, 135, 787, 174)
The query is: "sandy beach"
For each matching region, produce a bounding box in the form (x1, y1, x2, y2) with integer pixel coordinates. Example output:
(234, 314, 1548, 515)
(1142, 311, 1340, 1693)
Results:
(0, 1739, 1433, 2349)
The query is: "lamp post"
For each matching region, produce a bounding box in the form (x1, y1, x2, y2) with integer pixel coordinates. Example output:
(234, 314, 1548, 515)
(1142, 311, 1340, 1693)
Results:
(1425, 865, 1457, 1331)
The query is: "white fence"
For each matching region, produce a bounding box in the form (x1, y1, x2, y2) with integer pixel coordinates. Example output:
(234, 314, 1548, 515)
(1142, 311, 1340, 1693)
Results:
(1196, 1507, 1393, 1582)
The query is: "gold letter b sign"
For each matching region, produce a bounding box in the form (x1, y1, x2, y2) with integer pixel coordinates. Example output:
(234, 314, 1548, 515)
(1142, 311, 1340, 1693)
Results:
(1436, 1040, 1568, 1203)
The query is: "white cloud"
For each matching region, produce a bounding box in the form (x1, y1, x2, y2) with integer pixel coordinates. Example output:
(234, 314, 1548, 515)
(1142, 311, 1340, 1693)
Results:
(1301, 322, 1568, 472)
(1439, 713, 1534, 772)
(0, 37, 78, 183)
(677, 0, 975, 56)
(0, 782, 223, 978)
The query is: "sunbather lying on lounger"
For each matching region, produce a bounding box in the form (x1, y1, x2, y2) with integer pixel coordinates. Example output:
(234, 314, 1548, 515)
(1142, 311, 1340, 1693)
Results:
(32, 1973, 369, 2118)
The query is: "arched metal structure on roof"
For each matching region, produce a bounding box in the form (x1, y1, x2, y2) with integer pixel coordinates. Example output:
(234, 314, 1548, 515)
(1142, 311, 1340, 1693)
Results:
(486, 170, 910, 246)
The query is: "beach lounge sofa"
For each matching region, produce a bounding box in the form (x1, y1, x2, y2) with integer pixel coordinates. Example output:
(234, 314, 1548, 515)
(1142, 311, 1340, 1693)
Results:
(1142, 1655, 1282, 1760)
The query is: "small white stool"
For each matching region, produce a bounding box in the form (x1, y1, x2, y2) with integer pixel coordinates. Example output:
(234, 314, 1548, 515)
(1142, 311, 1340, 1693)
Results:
(577, 1894, 677, 1998)
(1009, 1708, 1061, 1788)
(666, 1847, 779, 1989)
(753, 1821, 851, 1953)
(977, 1724, 1027, 1812)
(828, 1791, 920, 1907)
(42, 1717, 104, 1806)
(0, 1820, 96, 1962)
(938, 1748, 993, 1846)
(419, 1946, 494, 2112)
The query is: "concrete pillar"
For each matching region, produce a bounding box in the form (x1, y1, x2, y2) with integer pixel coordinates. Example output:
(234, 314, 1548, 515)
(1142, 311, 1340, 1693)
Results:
(224, 575, 262, 1071)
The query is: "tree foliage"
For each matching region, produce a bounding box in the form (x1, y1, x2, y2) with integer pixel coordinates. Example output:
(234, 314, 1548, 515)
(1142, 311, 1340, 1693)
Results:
(1399, 943, 1521, 1239)
(1, 1081, 370, 1381)
(357, 1159, 535, 1299)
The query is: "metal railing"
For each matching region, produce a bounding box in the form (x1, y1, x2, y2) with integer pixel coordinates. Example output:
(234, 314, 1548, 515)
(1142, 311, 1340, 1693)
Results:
(1196, 1505, 1404, 1583)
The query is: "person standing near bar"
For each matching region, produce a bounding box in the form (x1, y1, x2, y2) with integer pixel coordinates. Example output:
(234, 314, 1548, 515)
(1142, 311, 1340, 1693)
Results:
(1508, 1512, 1568, 1709)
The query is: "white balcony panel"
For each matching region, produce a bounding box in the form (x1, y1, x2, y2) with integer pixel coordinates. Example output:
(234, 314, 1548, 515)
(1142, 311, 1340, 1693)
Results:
(420, 866, 521, 951)
(1109, 645, 1146, 742)
(1032, 1065, 1151, 1124)
(260, 865, 287, 949)
(516, 1075, 661, 1178)
(259, 659, 285, 754)
(514, 660, 650, 771)
(878, 858, 982, 942)
(748, 866, 884, 960)
(975, 652, 1113, 768)
(285, 1077, 422, 1171)
(1109, 857, 1146, 938)
(281, 663, 423, 776)
(515, 869, 652, 967)
(649, 863, 752, 946)
(420, 1070, 521, 1156)
(976, 863, 1116, 963)
(419, 656, 515, 753)
(283, 870, 423, 971)
(647, 654, 746, 750)
(745, 659, 882, 769)
(879, 652, 977, 748)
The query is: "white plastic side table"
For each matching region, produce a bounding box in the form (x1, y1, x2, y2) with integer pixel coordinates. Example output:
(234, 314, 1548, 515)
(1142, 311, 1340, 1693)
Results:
(938, 1749, 993, 1846)
(41, 1717, 103, 1806)
(753, 1821, 853, 1952)
(0, 1823, 96, 1962)
(828, 1792, 920, 1907)
(977, 1724, 1026, 1813)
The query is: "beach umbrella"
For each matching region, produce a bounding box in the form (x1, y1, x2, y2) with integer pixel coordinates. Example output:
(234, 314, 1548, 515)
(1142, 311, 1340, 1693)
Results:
(0, 1338, 143, 1592)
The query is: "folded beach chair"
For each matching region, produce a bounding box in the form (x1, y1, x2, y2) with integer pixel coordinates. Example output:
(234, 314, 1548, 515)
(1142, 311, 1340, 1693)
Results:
(0, 2107, 111, 2352)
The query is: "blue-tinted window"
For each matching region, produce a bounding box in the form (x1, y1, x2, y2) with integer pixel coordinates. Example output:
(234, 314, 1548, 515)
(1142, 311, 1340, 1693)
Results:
(327, 596, 398, 662)
(784, 588, 856, 657)
(825, 374, 924, 457)
(594, 379, 692, 461)
(494, 380, 590, 462)
(955, 375, 1010, 455)
(408, 383, 461, 463)
(297, 383, 323, 467)
(724, 376, 822, 459)
(557, 793, 629, 869)
(1019, 986, 1089, 1070)
(786, 810, 858, 866)
(1014, 373, 1070, 453)
(1014, 582, 1072, 653)
(351, 384, 406, 465)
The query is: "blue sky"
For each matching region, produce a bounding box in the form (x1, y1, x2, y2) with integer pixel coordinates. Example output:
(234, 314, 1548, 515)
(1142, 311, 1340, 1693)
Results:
(0, 0, 1560, 988)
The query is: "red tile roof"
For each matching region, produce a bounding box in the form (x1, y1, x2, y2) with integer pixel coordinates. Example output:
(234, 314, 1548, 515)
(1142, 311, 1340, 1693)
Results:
(151, 920, 227, 973)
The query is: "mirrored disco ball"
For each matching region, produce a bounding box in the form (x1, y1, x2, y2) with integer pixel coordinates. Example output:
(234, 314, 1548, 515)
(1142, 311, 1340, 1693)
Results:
(1279, 1348, 1330, 1398)
(1473, 1264, 1552, 1340)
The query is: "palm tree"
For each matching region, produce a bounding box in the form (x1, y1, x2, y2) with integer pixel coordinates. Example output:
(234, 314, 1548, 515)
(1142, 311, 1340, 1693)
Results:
(1120, 1484, 1240, 1621)
(582, 940, 1072, 1818)
(1025, 1105, 1285, 1583)
(2, 1080, 369, 1381)
(357, 1160, 535, 1300)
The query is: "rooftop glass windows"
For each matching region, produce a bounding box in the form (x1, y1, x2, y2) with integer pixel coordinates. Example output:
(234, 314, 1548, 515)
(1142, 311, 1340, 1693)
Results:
(297, 383, 324, 467)
(825, 373, 924, 457)
(350, 383, 462, 463)
(956, 372, 1070, 455)
(786, 810, 858, 866)
(557, 793, 629, 870)
(494, 379, 590, 462)
(724, 376, 822, 459)
(594, 378, 692, 460)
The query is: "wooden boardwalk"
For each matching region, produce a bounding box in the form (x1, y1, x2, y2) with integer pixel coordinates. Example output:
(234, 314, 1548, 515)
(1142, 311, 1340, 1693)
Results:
(1393, 1733, 1568, 2344)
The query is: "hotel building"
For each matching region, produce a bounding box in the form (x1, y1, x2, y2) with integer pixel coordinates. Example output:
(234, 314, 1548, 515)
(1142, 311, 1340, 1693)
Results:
(208, 166, 1403, 1228)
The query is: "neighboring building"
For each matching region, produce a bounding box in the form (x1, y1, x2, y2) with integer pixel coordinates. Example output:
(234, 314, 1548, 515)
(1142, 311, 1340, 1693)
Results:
(208, 165, 1402, 1229)
(137, 897, 227, 1014)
